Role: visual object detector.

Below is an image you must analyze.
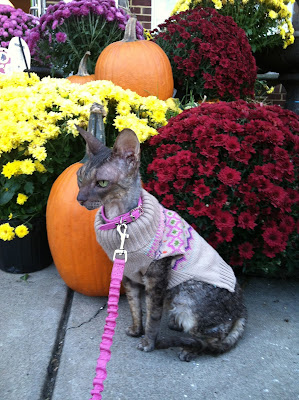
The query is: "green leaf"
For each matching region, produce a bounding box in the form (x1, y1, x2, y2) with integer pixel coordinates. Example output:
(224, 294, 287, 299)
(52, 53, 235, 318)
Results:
(40, 174, 48, 184)
(0, 190, 15, 206)
(4, 180, 21, 191)
(24, 181, 34, 195)
(0, 181, 21, 205)
(20, 274, 30, 282)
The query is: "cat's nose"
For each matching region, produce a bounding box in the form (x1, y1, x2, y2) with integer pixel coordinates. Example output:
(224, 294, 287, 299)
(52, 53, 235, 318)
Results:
(77, 192, 87, 205)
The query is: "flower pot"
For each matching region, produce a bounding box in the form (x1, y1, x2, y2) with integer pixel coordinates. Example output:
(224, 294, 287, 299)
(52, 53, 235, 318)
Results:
(0, 217, 53, 274)
(255, 33, 299, 114)
(254, 36, 299, 74)
(24, 66, 64, 79)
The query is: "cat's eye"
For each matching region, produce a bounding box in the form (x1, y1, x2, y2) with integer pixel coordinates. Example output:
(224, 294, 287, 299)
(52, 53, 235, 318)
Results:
(97, 180, 109, 188)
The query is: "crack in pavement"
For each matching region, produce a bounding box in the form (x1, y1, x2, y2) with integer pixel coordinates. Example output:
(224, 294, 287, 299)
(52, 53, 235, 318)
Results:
(40, 288, 74, 400)
(67, 303, 107, 330)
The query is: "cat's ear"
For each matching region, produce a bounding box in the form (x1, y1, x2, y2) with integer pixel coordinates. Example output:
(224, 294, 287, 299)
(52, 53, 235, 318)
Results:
(76, 125, 104, 157)
(112, 129, 140, 167)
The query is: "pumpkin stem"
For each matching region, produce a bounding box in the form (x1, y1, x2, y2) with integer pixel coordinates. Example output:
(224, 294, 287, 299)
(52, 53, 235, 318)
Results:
(122, 16, 138, 42)
(88, 102, 107, 145)
(77, 51, 91, 76)
(81, 103, 107, 162)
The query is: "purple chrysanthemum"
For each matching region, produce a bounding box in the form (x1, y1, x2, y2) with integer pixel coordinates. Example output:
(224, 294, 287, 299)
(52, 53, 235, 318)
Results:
(0, 5, 38, 48)
(29, 0, 144, 76)
(55, 32, 67, 43)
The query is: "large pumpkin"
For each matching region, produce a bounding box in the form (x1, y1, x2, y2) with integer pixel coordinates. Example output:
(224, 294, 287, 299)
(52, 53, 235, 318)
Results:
(95, 17, 174, 100)
(46, 103, 116, 296)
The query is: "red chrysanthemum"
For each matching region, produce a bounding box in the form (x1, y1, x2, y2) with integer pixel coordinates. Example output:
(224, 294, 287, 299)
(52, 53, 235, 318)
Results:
(238, 242, 254, 260)
(214, 211, 235, 229)
(238, 211, 257, 230)
(153, 7, 256, 102)
(177, 165, 194, 179)
(262, 227, 284, 247)
(197, 161, 217, 177)
(218, 166, 241, 186)
(161, 194, 175, 208)
(188, 199, 207, 218)
(173, 180, 186, 191)
(224, 136, 241, 153)
(205, 204, 221, 221)
(154, 182, 170, 196)
(216, 227, 234, 243)
(193, 179, 211, 199)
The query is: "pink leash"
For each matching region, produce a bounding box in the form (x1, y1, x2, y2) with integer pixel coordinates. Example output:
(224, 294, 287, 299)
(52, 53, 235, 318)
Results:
(89, 223, 129, 400)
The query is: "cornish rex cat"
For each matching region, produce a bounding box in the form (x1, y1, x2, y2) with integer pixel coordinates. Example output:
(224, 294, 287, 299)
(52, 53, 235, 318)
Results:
(76, 127, 247, 362)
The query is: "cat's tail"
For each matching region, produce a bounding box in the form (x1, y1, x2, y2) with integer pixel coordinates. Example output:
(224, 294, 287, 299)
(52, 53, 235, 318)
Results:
(156, 317, 246, 354)
(209, 316, 246, 354)
(156, 336, 206, 351)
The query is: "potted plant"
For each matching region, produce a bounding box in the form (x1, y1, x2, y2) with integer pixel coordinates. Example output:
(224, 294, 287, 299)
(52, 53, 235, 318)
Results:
(141, 100, 299, 278)
(28, 0, 144, 77)
(0, 72, 180, 274)
(171, 0, 295, 54)
(152, 7, 257, 102)
(0, 4, 39, 49)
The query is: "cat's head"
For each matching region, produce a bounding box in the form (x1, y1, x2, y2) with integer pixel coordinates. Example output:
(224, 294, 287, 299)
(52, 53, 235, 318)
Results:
(76, 127, 141, 211)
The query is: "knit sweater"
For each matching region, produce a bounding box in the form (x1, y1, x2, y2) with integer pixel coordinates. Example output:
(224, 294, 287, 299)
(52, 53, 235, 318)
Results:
(94, 190, 236, 292)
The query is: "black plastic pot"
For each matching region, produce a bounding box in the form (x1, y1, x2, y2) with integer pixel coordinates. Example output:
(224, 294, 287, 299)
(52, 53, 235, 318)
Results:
(0, 217, 53, 274)
(254, 37, 299, 74)
(24, 66, 64, 79)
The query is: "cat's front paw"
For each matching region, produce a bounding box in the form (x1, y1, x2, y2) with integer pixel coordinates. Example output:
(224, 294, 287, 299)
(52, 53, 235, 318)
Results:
(137, 337, 155, 352)
(125, 326, 144, 337)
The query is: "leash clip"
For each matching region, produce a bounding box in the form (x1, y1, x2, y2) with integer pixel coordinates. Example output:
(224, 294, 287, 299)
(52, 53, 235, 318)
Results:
(113, 223, 129, 262)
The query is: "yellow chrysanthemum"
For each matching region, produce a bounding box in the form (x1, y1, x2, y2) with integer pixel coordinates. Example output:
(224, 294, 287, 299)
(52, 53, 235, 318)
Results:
(2, 161, 21, 179)
(151, 109, 167, 124)
(113, 115, 130, 131)
(15, 225, 29, 238)
(213, 0, 223, 9)
(34, 161, 47, 173)
(269, 10, 278, 19)
(16, 193, 28, 205)
(28, 145, 47, 162)
(19, 159, 35, 175)
(267, 86, 274, 94)
(0, 223, 15, 241)
(8, 213, 13, 220)
(144, 29, 153, 40)
(117, 101, 131, 116)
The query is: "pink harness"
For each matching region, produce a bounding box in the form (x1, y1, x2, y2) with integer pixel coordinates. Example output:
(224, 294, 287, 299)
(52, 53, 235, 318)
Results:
(89, 198, 143, 400)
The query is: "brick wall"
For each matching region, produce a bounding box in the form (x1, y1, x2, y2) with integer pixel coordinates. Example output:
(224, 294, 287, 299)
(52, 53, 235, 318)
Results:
(130, 0, 152, 30)
(267, 84, 287, 107)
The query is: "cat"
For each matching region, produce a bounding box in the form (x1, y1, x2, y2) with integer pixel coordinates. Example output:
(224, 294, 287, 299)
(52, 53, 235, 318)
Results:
(76, 126, 247, 362)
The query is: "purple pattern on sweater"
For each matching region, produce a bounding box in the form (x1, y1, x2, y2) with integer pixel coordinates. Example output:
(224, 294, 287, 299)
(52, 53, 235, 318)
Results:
(172, 225, 194, 271)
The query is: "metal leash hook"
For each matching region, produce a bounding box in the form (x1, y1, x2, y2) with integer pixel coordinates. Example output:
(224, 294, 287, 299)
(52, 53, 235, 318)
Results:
(113, 223, 129, 262)
(90, 223, 129, 400)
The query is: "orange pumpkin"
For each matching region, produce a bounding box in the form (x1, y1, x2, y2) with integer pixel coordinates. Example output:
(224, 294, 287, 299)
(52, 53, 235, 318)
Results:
(67, 51, 95, 84)
(95, 17, 174, 100)
(46, 103, 120, 297)
(46, 163, 114, 296)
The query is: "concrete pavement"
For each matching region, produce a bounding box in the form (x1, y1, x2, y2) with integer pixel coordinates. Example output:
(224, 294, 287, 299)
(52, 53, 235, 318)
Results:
(1, 264, 298, 400)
